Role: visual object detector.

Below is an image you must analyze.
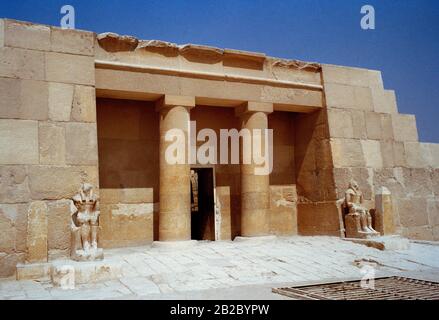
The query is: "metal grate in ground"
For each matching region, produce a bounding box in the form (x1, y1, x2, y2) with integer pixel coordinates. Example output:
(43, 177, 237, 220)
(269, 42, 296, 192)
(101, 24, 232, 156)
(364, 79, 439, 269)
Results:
(273, 276, 439, 300)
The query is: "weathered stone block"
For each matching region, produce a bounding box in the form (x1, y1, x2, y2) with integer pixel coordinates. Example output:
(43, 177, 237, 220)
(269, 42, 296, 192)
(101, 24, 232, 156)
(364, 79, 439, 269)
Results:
(216, 186, 232, 240)
(0, 203, 28, 253)
(374, 187, 395, 235)
(393, 142, 406, 167)
(0, 77, 21, 118)
(47, 200, 71, 252)
(0, 47, 45, 80)
(361, 140, 383, 169)
(325, 83, 373, 111)
(427, 200, 439, 227)
(351, 110, 367, 139)
(405, 142, 428, 168)
(372, 90, 398, 114)
(0, 78, 48, 120)
(65, 122, 98, 165)
(100, 188, 154, 204)
(0, 166, 30, 203)
(402, 168, 434, 197)
(420, 143, 439, 169)
(3, 20, 50, 51)
(20, 80, 49, 120)
(51, 27, 94, 56)
(402, 226, 433, 241)
(26, 201, 48, 263)
(392, 114, 419, 142)
(269, 185, 297, 235)
(71, 85, 96, 122)
(380, 113, 394, 140)
(45, 52, 95, 85)
(0, 252, 25, 278)
(398, 198, 429, 227)
(330, 138, 365, 167)
(322, 65, 371, 87)
(0, 119, 39, 164)
(327, 108, 354, 138)
(28, 165, 98, 200)
(39, 123, 66, 165)
(48, 82, 74, 121)
(380, 141, 394, 168)
(365, 112, 382, 140)
(297, 201, 342, 236)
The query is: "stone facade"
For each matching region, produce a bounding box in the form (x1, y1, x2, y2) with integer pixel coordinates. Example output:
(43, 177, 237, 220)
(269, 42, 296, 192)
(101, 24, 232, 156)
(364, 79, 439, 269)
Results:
(0, 19, 438, 278)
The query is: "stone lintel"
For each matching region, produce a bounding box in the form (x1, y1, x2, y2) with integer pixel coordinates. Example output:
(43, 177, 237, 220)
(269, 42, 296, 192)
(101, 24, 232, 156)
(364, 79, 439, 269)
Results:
(235, 101, 273, 117)
(155, 95, 196, 112)
(224, 48, 266, 63)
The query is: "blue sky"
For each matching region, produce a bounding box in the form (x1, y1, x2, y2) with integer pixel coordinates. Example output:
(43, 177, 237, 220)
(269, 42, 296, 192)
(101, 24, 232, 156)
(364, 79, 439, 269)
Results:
(2, 0, 438, 142)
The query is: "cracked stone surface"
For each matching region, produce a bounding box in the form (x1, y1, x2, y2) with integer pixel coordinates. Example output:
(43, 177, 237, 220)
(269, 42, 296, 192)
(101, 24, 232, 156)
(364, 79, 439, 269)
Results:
(1, 236, 439, 300)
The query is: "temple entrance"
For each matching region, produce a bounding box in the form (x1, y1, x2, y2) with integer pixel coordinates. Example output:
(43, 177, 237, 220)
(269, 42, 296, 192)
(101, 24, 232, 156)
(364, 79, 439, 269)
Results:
(190, 167, 215, 240)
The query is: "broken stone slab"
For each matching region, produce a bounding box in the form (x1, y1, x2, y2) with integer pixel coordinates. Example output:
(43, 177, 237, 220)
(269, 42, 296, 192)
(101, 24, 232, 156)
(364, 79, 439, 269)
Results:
(343, 235, 410, 251)
(16, 262, 51, 280)
(97, 32, 139, 52)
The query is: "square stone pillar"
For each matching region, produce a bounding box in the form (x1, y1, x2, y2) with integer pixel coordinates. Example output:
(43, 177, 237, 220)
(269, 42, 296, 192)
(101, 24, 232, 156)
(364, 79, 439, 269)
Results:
(156, 95, 195, 241)
(236, 102, 273, 237)
(374, 186, 395, 235)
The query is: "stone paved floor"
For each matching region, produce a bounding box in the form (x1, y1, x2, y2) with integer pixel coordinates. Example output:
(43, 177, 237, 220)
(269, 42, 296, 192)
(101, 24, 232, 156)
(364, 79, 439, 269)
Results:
(1, 236, 439, 300)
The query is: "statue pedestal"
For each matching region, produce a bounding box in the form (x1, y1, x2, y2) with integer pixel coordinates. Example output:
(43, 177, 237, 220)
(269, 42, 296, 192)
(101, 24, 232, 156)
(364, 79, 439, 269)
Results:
(71, 248, 104, 262)
(345, 214, 379, 239)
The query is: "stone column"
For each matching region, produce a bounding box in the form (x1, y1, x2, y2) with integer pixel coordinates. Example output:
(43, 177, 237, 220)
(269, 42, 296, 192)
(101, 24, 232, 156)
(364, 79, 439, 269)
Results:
(156, 95, 195, 241)
(236, 102, 273, 237)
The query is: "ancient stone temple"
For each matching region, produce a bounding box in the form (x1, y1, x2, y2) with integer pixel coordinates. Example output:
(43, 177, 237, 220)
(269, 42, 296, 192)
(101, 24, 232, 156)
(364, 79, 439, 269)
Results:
(1, 19, 438, 278)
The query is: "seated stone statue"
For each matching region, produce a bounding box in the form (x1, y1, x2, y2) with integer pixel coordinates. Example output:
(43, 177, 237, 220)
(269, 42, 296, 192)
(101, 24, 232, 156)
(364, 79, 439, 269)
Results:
(70, 183, 103, 261)
(344, 180, 379, 238)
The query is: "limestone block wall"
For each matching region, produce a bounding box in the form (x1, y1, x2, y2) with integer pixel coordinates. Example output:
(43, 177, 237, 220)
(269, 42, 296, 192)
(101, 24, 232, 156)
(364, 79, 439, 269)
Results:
(322, 65, 439, 240)
(96, 98, 159, 246)
(0, 20, 98, 277)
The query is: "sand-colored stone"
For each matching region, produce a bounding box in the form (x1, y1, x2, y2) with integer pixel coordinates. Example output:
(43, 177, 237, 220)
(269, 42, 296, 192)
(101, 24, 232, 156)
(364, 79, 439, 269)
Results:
(365, 112, 382, 140)
(65, 122, 98, 165)
(45, 52, 95, 85)
(372, 90, 398, 114)
(327, 108, 354, 138)
(3, 20, 50, 51)
(100, 188, 154, 204)
(239, 108, 271, 237)
(325, 83, 373, 111)
(0, 47, 45, 80)
(47, 200, 71, 252)
(39, 122, 66, 165)
(361, 140, 383, 169)
(392, 114, 419, 142)
(26, 201, 48, 263)
(71, 85, 97, 122)
(28, 165, 98, 200)
(51, 27, 94, 56)
(398, 198, 429, 227)
(322, 65, 371, 87)
(330, 138, 365, 168)
(374, 187, 395, 235)
(0, 119, 39, 165)
(48, 82, 74, 121)
(269, 185, 297, 236)
(404, 142, 428, 168)
(158, 97, 193, 241)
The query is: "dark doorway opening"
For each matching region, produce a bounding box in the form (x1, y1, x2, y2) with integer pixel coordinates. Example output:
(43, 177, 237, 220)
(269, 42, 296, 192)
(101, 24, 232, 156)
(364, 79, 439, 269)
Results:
(190, 168, 215, 240)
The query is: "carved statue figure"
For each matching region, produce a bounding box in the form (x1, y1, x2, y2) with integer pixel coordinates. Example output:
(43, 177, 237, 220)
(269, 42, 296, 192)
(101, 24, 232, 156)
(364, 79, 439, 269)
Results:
(344, 180, 379, 238)
(70, 183, 103, 261)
